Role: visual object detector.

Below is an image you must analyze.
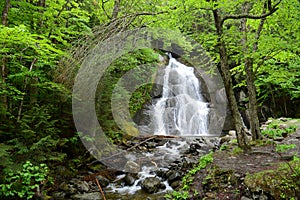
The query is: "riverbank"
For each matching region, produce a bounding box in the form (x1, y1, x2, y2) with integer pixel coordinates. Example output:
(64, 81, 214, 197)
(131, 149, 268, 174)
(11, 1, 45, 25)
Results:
(46, 118, 300, 200)
(167, 118, 300, 200)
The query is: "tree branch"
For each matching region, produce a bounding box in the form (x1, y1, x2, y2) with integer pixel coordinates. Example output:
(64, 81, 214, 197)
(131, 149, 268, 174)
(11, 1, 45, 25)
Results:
(102, 0, 112, 19)
(222, 0, 281, 25)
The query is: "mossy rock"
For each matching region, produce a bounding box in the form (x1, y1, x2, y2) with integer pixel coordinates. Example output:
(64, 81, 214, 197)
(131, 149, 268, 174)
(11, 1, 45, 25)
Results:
(124, 123, 139, 137)
(244, 161, 300, 199)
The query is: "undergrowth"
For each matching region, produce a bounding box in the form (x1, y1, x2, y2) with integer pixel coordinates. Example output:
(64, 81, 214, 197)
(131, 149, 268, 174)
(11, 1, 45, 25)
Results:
(165, 152, 213, 200)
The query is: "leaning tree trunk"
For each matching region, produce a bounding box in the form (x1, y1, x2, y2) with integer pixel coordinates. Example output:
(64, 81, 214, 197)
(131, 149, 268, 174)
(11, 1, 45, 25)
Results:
(213, 9, 251, 151)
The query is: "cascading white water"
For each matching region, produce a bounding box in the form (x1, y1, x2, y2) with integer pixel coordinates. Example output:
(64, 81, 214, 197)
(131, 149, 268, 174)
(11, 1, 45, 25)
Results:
(153, 55, 210, 136)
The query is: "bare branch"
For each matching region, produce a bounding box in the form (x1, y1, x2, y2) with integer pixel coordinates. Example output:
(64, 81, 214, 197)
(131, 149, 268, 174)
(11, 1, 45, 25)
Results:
(101, 0, 112, 19)
(222, 0, 281, 25)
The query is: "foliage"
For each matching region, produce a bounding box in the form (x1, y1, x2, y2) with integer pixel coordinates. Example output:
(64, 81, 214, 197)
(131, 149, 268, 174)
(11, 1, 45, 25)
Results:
(166, 152, 213, 200)
(0, 0, 299, 198)
(244, 156, 300, 199)
(0, 161, 51, 199)
(262, 119, 297, 139)
(96, 49, 159, 141)
(276, 144, 296, 153)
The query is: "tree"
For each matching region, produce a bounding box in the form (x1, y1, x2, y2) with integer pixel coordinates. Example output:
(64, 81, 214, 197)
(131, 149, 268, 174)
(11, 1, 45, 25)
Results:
(0, 0, 10, 118)
(211, 0, 282, 149)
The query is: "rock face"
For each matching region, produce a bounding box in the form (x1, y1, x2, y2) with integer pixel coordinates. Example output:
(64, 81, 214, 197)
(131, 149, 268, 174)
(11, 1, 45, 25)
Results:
(141, 177, 165, 193)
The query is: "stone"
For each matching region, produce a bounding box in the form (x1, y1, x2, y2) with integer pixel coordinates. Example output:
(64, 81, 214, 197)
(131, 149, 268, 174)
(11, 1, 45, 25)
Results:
(59, 182, 69, 191)
(52, 191, 66, 199)
(166, 170, 181, 183)
(168, 70, 181, 84)
(96, 175, 109, 188)
(158, 55, 166, 63)
(241, 196, 252, 200)
(71, 192, 102, 200)
(59, 182, 77, 194)
(274, 137, 284, 142)
(170, 180, 181, 189)
(265, 119, 273, 125)
(150, 68, 165, 98)
(279, 123, 288, 129)
(220, 135, 232, 145)
(260, 124, 268, 131)
(141, 177, 164, 193)
(124, 174, 136, 186)
(279, 117, 288, 122)
(77, 181, 89, 192)
(228, 130, 236, 138)
(124, 161, 140, 173)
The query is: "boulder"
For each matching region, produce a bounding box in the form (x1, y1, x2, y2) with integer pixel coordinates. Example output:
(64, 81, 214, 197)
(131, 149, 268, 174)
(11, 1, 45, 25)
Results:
(124, 161, 140, 173)
(124, 174, 136, 186)
(141, 177, 165, 193)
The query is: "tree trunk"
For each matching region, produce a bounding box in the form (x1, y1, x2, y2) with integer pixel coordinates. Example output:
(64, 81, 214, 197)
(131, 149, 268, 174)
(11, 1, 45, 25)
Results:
(1, 0, 10, 118)
(1, 0, 10, 26)
(213, 9, 251, 151)
(112, 0, 121, 19)
(240, 3, 263, 140)
(245, 59, 262, 140)
(1, 58, 8, 118)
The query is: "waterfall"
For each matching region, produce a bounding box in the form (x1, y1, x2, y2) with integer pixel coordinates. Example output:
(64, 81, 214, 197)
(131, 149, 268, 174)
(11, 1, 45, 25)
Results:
(153, 55, 210, 136)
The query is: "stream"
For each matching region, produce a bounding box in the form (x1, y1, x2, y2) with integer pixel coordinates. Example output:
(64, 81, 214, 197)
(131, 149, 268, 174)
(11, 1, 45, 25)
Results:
(53, 55, 220, 199)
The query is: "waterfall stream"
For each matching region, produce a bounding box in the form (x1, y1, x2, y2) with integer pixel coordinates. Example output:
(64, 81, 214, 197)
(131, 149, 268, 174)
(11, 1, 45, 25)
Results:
(107, 55, 213, 197)
(153, 55, 210, 136)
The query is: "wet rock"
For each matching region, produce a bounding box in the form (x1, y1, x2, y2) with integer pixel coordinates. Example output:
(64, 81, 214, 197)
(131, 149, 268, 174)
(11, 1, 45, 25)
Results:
(79, 181, 89, 192)
(156, 169, 167, 179)
(182, 157, 197, 169)
(59, 182, 77, 194)
(189, 143, 201, 154)
(170, 180, 181, 189)
(141, 177, 165, 193)
(124, 174, 136, 186)
(169, 70, 181, 84)
(96, 175, 109, 188)
(70, 179, 90, 193)
(146, 142, 157, 149)
(241, 196, 252, 200)
(52, 191, 66, 199)
(71, 192, 102, 200)
(124, 161, 140, 173)
(166, 170, 181, 183)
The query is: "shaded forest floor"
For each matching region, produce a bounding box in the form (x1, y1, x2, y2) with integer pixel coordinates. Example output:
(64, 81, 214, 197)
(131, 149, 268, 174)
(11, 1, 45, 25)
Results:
(188, 119, 300, 200)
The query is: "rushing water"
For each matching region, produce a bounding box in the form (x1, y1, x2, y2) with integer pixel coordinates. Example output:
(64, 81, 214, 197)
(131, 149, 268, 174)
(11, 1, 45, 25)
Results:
(107, 55, 212, 197)
(153, 55, 210, 136)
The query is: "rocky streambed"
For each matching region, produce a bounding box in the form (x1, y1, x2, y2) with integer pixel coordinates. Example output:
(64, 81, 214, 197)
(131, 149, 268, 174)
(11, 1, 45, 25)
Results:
(50, 136, 220, 200)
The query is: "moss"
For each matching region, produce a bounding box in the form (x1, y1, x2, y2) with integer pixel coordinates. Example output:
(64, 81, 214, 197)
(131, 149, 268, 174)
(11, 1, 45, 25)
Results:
(244, 160, 300, 199)
(231, 147, 243, 155)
